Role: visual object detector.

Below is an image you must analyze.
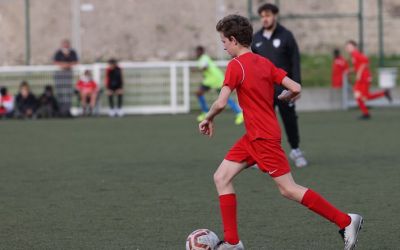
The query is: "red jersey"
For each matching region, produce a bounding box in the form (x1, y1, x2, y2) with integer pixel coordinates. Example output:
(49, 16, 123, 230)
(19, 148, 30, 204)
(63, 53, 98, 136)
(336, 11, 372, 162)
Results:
(0, 94, 14, 113)
(76, 79, 97, 92)
(351, 50, 371, 79)
(223, 52, 287, 140)
(331, 56, 349, 88)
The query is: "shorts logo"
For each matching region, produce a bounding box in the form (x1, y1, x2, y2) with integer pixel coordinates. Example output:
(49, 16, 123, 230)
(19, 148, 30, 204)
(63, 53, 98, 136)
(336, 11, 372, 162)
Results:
(255, 42, 263, 48)
(268, 169, 278, 175)
(273, 39, 281, 48)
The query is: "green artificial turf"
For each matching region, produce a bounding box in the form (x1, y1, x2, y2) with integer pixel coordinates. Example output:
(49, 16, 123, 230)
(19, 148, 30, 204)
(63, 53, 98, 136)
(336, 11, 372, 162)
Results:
(0, 109, 399, 249)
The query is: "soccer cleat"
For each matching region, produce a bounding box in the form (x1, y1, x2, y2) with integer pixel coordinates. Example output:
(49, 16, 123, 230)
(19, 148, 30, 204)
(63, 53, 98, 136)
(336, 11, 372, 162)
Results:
(289, 148, 308, 168)
(339, 213, 363, 250)
(234, 112, 244, 125)
(358, 114, 370, 120)
(384, 89, 393, 103)
(215, 241, 244, 250)
(197, 112, 207, 122)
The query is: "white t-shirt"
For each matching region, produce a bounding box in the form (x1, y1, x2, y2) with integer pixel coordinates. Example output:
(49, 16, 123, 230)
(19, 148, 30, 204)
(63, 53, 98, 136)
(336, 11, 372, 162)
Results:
(263, 30, 273, 40)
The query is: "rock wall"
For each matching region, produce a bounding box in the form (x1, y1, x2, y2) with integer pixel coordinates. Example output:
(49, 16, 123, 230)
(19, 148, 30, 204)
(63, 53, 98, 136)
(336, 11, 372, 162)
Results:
(0, 0, 399, 65)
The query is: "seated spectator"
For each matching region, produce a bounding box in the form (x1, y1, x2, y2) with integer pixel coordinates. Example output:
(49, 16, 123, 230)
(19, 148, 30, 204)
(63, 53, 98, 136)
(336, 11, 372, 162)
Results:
(76, 70, 98, 116)
(0, 87, 15, 118)
(15, 81, 37, 119)
(37, 85, 59, 118)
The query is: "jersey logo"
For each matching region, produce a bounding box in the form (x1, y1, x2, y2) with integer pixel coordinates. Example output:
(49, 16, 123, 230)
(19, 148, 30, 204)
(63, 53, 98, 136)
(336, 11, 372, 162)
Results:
(255, 42, 262, 48)
(273, 38, 281, 48)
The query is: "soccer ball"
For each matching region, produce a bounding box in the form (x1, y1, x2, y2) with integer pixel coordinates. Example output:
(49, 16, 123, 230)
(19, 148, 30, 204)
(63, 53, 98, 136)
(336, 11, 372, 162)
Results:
(186, 229, 220, 250)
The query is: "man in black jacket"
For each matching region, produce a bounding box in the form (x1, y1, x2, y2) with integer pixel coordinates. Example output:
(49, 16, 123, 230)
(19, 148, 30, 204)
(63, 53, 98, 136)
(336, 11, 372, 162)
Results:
(252, 3, 307, 168)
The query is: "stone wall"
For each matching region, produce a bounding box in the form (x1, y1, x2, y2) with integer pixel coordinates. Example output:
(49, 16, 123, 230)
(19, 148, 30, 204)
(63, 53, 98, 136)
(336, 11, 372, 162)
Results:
(0, 0, 399, 65)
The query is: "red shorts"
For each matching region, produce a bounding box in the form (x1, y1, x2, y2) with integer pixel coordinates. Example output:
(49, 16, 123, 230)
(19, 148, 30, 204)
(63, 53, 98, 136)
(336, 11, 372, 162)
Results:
(225, 135, 291, 178)
(354, 77, 371, 95)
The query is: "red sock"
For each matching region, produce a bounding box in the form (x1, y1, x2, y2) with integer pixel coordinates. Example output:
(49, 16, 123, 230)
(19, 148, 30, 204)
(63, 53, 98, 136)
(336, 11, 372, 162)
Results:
(356, 98, 369, 115)
(301, 189, 351, 229)
(366, 91, 385, 100)
(219, 194, 239, 244)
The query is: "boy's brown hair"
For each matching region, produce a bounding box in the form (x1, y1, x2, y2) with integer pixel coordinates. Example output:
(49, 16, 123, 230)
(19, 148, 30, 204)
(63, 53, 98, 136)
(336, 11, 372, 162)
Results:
(216, 14, 253, 47)
(346, 40, 358, 47)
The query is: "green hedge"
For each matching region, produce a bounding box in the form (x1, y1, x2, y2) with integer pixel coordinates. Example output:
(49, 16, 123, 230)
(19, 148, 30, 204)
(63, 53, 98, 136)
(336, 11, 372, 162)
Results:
(301, 54, 400, 87)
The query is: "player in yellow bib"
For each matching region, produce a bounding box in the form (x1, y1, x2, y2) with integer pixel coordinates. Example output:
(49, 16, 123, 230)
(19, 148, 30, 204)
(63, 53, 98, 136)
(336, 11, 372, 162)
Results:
(195, 46, 243, 125)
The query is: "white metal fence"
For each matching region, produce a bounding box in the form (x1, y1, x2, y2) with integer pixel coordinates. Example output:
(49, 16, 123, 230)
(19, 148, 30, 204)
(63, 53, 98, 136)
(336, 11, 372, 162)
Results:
(0, 61, 398, 115)
(0, 61, 228, 115)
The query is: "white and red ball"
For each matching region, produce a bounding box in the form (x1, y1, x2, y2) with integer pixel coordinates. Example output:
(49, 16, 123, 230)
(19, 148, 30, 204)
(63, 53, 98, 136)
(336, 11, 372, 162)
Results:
(186, 229, 220, 250)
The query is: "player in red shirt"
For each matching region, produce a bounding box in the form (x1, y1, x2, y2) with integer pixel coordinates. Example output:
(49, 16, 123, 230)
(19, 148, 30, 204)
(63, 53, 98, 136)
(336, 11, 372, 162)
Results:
(76, 69, 98, 116)
(0, 87, 14, 118)
(332, 49, 349, 89)
(199, 15, 363, 250)
(345, 40, 392, 119)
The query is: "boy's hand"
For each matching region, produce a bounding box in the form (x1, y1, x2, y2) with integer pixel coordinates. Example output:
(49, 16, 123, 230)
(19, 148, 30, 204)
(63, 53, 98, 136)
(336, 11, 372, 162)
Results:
(278, 90, 301, 102)
(199, 119, 214, 137)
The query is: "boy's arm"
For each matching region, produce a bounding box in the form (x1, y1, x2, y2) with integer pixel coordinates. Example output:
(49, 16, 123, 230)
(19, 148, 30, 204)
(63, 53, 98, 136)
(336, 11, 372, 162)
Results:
(199, 86, 232, 137)
(278, 76, 302, 102)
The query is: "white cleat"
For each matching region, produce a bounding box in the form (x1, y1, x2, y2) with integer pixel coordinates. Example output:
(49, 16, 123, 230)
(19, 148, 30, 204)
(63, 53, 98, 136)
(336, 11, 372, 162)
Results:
(215, 241, 244, 250)
(339, 213, 363, 250)
(289, 148, 308, 168)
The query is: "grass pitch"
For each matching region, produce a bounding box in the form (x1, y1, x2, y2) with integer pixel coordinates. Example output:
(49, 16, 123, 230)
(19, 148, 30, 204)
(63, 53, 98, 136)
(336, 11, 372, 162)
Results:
(0, 109, 399, 249)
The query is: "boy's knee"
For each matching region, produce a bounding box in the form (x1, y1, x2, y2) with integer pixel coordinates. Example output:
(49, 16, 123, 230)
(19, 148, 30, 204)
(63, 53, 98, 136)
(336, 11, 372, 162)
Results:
(213, 168, 231, 187)
(278, 186, 297, 200)
(213, 171, 224, 185)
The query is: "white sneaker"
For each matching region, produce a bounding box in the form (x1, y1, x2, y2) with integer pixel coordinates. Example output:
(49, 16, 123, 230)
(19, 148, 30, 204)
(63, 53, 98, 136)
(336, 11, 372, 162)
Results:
(215, 241, 244, 250)
(289, 148, 308, 168)
(116, 108, 124, 117)
(339, 213, 363, 250)
(108, 109, 116, 117)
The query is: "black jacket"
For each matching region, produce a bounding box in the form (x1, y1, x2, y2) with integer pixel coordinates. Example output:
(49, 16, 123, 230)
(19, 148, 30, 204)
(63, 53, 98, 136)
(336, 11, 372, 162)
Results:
(15, 93, 37, 113)
(251, 23, 301, 84)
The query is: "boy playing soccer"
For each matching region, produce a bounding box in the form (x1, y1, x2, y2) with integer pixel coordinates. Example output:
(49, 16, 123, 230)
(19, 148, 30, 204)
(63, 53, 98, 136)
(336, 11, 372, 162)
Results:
(345, 40, 391, 119)
(195, 46, 243, 125)
(199, 15, 363, 250)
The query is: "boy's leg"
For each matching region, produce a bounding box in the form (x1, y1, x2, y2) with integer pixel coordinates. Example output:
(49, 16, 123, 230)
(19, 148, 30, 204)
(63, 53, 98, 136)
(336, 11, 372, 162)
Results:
(356, 98, 369, 115)
(214, 160, 247, 245)
(80, 92, 87, 109)
(117, 94, 123, 108)
(90, 92, 97, 109)
(354, 90, 370, 117)
(273, 173, 351, 229)
(196, 86, 209, 113)
(365, 90, 385, 100)
(80, 92, 87, 116)
(360, 78, 388, 101)
(273, 173, 363, 249)
(116, 88, 123, 108)
(107, 90, 115, 109)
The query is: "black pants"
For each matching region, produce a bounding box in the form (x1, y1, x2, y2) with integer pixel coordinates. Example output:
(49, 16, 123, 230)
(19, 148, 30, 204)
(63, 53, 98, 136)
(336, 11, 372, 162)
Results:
(54, 70, 73, 117)
(274, 85, 300, 149)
